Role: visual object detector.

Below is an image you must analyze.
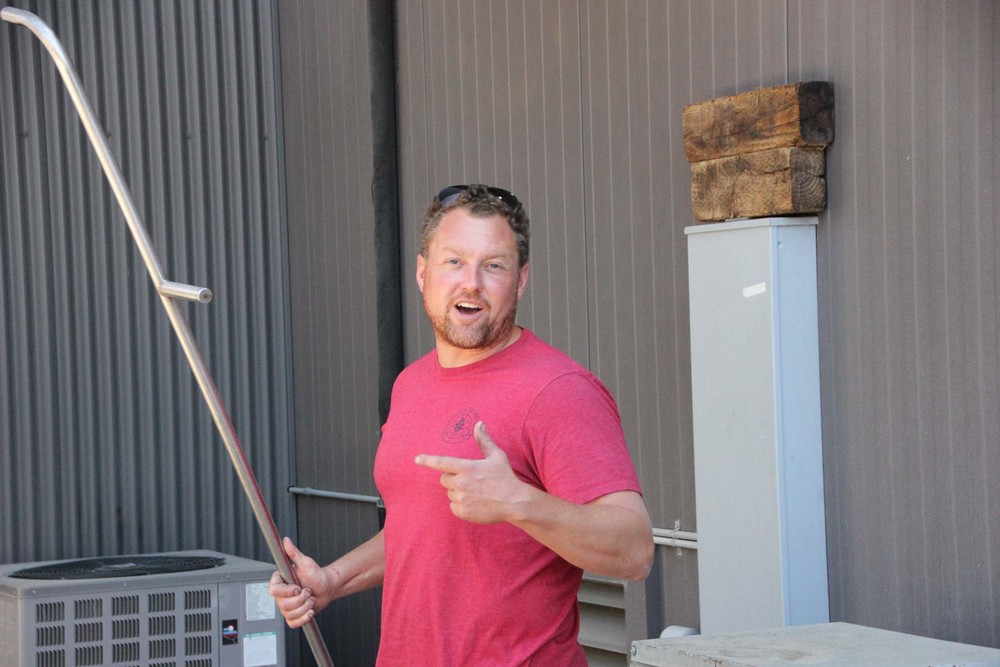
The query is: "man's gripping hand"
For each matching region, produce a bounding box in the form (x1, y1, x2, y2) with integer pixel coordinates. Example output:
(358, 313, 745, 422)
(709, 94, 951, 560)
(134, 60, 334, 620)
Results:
(268, 537, 329, 628)
(415, 421, 531, 524)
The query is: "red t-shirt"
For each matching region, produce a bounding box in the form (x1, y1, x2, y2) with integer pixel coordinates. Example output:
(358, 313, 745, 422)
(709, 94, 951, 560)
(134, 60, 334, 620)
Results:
(373, 329, 641, 666)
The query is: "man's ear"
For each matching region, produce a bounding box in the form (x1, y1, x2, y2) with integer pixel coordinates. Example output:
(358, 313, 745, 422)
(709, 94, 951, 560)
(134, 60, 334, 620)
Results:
(416, 253, 426, 293)
(516, 262, 530, 299)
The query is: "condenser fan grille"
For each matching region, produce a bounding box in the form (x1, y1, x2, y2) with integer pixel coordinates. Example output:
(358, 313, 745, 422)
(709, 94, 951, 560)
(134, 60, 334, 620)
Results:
(9, 556, 225, 580)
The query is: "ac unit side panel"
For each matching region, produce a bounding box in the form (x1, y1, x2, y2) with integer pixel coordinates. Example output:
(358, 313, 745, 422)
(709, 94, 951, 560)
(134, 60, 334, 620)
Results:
(0, 591, 20, 665)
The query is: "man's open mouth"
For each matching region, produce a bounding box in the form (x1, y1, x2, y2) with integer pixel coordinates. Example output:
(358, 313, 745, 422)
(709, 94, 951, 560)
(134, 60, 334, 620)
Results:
(455, 301, 483, 315)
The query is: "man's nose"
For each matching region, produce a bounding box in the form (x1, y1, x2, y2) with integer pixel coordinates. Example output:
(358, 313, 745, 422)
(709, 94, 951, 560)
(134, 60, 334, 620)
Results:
(459, 264, 483, 290)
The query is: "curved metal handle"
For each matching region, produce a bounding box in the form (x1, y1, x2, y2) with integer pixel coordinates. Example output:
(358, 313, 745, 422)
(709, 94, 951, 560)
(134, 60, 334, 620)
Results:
(2, 7, 334, 666)
(1, 7, 211, 302)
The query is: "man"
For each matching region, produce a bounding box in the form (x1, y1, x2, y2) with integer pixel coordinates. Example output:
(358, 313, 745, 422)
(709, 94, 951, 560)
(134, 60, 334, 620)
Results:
(270, 184, 653, 665)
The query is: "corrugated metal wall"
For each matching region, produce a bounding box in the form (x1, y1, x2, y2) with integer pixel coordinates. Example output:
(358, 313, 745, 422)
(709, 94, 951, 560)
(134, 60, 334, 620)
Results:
(790, 0, 1000, 648)
(0, 0, 293, 566)
(277, 1, 383, 665)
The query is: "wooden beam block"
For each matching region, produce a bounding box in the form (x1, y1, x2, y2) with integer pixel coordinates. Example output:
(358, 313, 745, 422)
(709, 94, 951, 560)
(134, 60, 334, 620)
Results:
(684, 82, 834, 163)
(690, 146, 825, 222)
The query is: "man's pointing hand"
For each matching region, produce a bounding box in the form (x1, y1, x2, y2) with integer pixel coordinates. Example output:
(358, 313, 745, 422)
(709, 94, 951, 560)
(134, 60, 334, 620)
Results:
(415, 421, 530, 524)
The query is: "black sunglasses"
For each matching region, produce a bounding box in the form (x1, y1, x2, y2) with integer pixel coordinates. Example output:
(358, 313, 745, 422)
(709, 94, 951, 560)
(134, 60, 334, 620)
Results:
(435, 184, 521, 209)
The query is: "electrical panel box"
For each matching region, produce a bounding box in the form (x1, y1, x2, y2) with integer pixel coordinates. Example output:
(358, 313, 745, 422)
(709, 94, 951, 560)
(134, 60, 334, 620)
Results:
(686, 218, 828, 633)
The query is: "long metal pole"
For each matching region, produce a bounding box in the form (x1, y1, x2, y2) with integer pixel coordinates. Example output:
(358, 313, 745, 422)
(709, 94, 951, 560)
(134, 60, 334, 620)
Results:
(1, 8, 335, 667)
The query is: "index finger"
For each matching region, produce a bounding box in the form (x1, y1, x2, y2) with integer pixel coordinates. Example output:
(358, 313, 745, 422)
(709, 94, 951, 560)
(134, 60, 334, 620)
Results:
(414, 453, 474, 473)
(269, 570, 301, 598)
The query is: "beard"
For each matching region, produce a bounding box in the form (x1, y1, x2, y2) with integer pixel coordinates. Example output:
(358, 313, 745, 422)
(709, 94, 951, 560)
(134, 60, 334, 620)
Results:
(424, 295, 518, 351)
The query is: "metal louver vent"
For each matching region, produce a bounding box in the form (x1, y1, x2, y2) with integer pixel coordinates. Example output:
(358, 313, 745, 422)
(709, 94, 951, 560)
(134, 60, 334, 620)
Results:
(73, 645, 102, 666)
(35, 649, 63, 667)
(185, 591, 212, 610)
(35, 603, 64, 623)
(73, 621, 102, 643)
(149, 637, 176, 659)
(112, 595, 139, 616)
(185, 613, 212, 633)
(35, 625, 63, 647)
(149, 615, 177, 636)
(150, 592, 176, 612)
(74, 600, 101, 619)
(186, 635, 212, 656)
(112, 618, 139, 639)
(112, 641, 140, 663)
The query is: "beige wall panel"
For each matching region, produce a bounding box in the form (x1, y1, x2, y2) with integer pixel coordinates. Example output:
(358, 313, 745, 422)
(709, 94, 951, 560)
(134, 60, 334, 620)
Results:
(789, 0, 1000, 648)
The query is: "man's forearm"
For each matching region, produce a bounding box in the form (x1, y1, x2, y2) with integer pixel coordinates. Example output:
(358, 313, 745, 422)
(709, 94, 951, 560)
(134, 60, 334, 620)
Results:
(508, 490, 654, 580)
(316, 531, 386, 608)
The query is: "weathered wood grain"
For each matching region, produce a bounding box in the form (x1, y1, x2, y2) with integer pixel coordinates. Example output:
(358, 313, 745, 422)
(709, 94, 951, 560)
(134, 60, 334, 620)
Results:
(690, 146, 826, 221)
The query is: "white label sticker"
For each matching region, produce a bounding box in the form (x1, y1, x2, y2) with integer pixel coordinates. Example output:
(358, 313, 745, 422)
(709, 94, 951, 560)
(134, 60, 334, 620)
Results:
(245, 581, 276, 621)
(243, 631, 278, 667)
(742, 282, 767, 298)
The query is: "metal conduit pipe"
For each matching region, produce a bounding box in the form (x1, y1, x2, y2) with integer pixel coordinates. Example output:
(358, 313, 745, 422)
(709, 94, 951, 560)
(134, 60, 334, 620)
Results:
(652, 527, 699, 550)
(288, 487, 382, 506)
(367, 0, 401, 535)
(368, 0, 404, 426)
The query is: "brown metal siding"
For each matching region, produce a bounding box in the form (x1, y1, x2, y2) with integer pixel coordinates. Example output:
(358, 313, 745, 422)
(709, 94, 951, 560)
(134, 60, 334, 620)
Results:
(395, 0, 1000, 651)
(576, 0, 791, 639)
(397, 0, 595, 367)
(790, 0, 1000, 647)
(395, 0, 790, 637)
(0, 0, 293, 565)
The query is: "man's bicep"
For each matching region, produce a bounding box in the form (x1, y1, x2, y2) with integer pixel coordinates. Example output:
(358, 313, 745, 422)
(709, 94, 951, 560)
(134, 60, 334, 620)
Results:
(526, 374, 640, 503)
(586, 490, 649, 522)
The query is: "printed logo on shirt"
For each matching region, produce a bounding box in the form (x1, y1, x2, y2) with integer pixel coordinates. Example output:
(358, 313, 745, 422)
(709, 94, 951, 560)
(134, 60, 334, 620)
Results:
(441, 408, 480, 443)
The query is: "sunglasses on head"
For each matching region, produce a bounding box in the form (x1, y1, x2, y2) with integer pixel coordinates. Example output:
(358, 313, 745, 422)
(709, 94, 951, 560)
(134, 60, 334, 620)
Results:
(435, 184, 521, 209)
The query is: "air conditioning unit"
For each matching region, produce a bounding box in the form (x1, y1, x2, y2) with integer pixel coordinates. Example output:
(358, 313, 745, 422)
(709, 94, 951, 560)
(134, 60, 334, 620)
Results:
(0, 549, 285, 667)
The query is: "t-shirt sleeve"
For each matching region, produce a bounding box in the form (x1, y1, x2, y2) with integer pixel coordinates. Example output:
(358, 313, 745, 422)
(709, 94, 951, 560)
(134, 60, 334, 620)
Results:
(522, 372, 642, 505)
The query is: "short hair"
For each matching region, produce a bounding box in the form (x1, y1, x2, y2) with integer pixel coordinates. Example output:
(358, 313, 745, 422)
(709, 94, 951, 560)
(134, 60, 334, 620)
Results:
(419, 184, 529, 268)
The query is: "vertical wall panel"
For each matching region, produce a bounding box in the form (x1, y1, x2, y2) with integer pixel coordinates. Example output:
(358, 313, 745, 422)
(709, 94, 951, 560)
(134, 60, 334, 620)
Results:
(790, 0, 1000, 648)
(278, 0, 382, 664)
(0, 0, 293, 566)
(577, 0, 787, 632)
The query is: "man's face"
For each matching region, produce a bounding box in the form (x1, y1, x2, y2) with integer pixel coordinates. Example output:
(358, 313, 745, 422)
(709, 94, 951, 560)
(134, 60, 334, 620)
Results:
(416, 207, 529, 365)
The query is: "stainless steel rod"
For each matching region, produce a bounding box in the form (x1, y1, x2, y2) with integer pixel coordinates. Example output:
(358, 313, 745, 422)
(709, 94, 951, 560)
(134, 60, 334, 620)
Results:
(1, 8, 334, 666)
(160, 280, 213, 303)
